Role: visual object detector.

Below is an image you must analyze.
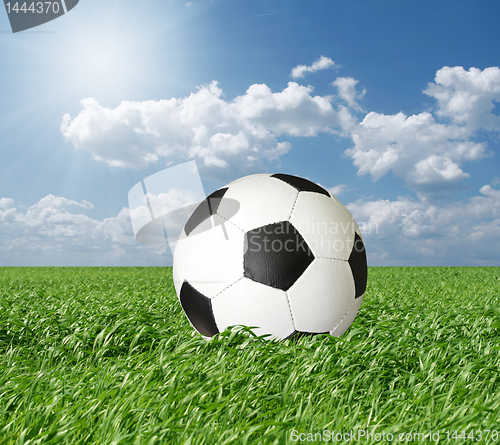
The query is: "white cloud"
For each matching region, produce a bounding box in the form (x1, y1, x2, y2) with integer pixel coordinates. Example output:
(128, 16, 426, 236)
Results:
(336, 66, 500, 200)
(291, 56, 336, 79)
(326, 184, 351, 197)
(61, 81, 337, 173)
(2, 184, 499, 266)
(61, 65, 497, 199)
(335, 67, 500, 262)
(423, 66, 500, 131)
(348, 185, 500, 265)
(0, 198, 14, 210)
(0, 198, 16, 222)
(341, 109, 489, 200)
(0, 195, 170, 266)
(232, 82, 336, 136)
(55, 64, 500, 265)
(332, 77, 366, 112)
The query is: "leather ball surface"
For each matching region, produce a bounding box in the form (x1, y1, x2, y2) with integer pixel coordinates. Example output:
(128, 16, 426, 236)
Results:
(173, 173, 367, 340)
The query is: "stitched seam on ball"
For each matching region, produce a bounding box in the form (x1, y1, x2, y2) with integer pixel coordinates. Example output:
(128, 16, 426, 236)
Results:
(211, 275, 245, 300)
(214, 212, 245, 233)
(331, 297, 357, 333)
(287, 190, 300, 222)
(325, 257, 358, 333)
(284, 290, 297, 330)
(316, 256, 348, 262)
(245, 219, 291, 233)
(219, 175, 270, 232)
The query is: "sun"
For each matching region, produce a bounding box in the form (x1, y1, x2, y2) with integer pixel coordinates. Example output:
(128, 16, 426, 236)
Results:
(61, 25, 145, 96)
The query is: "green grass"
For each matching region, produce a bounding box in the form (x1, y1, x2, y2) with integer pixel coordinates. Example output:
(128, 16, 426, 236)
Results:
(0, 267, 499, 444)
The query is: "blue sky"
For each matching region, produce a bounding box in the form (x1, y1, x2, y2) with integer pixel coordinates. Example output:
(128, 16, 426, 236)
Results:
(1, 0, 499, 266)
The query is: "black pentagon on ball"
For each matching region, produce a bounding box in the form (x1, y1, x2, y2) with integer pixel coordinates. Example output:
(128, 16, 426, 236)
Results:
(244, 221, 315, 291)
(179, 281, 219, 337)
(348, 233, 367, 298)
(184, 188, 228, 236)
(284, 330, 329, 341)
(271, 173, 330, 197)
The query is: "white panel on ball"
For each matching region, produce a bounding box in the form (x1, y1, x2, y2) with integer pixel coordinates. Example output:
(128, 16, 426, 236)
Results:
(182, 218, 245, 299)
(330, 295, 364, 337)
(172, 230, 186, 296)
(329, 193, 362, 235)
(212, 277, 295, 339)
(287, 258, 356, 332)
(217, 176, 298, 232)
(290, 192, 357, 261)
(224, 173, 271, 187)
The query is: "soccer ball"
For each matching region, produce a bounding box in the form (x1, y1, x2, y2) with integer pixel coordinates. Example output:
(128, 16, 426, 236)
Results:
(172, 173, 367, 340)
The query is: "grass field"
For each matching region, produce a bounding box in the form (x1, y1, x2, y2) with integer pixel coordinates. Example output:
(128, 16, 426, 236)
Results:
(0, 267, 499, 444)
